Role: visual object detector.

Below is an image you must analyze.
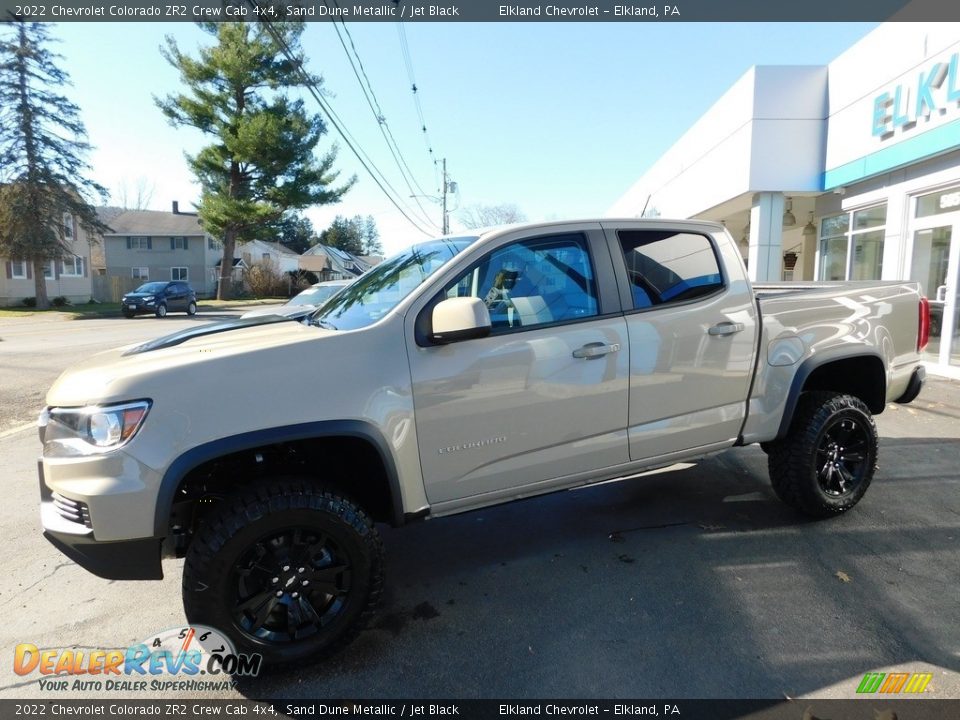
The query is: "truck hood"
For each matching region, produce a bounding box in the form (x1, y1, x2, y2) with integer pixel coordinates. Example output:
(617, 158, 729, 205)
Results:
(46, 317, 335, 408)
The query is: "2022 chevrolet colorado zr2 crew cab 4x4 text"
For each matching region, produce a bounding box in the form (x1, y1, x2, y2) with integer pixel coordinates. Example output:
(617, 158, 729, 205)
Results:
(37, 219, 928, 665)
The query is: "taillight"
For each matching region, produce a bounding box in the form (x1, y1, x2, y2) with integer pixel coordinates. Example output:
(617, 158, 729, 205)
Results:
(918, 297, 930, 351)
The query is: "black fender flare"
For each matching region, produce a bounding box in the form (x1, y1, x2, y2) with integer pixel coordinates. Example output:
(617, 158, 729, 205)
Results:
(153, 420, 405, 536)
(774, 350, 886, 441)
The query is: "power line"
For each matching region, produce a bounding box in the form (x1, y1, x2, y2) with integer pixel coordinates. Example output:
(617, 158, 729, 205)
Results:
(394, 19, 442, 193)
(248, 6, 434, 237)
(324, 0, 440, 230)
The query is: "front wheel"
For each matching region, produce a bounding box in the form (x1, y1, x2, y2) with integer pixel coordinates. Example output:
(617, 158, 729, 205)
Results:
(155, 303, 167, 318)
(767, 392, 878, 518)
(182, 479, 384, 667)
(187, 301, 197, 316)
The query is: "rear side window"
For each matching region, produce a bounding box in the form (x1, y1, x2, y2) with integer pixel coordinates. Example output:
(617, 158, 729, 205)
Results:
(617, 230, 723, 309)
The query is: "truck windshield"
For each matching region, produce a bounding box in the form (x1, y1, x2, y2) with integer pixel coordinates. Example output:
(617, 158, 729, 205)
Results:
(311, 237, 478, 331)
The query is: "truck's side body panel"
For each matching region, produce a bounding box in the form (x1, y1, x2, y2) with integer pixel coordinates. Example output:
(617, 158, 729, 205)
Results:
(741, 281, 923, 444)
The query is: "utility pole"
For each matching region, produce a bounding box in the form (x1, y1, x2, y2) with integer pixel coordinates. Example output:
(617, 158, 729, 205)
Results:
(442, 158, 449, 235)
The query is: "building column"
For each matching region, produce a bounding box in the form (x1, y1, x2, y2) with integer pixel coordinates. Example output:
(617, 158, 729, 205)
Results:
(801, 233, 817, 281)
(748, 192, 785, 282)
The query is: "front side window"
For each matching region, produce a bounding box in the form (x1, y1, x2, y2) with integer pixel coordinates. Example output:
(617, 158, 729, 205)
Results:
(440, 233, 598, 331)
(171, 267, 188, 281)
(312, 237, 477, 331)
(618, 230, 723, 309)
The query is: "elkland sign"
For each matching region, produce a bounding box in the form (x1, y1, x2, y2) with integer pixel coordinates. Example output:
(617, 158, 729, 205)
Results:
(872, 51, 960, 139)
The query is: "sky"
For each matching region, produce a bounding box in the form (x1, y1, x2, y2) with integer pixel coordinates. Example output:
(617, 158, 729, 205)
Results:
(47, 20, 879, 256)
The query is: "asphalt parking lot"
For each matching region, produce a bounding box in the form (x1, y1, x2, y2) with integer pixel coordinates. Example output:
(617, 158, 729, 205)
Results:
(0, 312, 958, 702)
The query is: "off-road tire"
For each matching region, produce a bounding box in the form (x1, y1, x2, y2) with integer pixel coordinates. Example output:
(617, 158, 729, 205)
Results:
(182, 478, 384, 667)
(186, 301, 197, 316)
(768, 391, 878, 518)
(155, 303, 167, 318)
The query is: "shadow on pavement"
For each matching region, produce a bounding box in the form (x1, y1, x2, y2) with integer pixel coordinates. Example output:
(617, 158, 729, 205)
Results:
(230, 436, 960, 699)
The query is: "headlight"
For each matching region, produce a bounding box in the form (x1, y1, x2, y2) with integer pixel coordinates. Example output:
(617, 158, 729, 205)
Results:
(41, 400, 151, 455)
(145, 299, 155, 305)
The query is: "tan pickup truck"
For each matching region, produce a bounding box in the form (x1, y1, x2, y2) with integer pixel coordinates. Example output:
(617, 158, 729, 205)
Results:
(37, 219, 929, 665)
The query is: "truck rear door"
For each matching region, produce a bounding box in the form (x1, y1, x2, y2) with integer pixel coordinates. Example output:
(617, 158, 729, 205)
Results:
(600, 222, 759, 462)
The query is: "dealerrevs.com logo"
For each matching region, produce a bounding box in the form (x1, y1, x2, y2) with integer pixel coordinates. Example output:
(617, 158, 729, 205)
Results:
(13, 625, 262, 692)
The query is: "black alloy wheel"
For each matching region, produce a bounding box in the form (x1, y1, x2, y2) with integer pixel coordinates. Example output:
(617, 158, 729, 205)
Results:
(767, 392, 878, 517)
(815, 416, 870, 497)
(231, 527, 352, 644)
(182, 479, 383, 667)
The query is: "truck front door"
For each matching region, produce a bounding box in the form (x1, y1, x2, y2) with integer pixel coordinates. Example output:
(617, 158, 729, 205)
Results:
(406, 225, 630, 506)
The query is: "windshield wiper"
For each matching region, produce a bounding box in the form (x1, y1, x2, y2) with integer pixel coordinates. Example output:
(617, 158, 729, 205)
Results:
(311, 317, 338, 330)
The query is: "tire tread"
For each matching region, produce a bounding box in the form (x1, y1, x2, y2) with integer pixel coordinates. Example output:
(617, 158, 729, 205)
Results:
(182, 478, 383, 667)
(767, 391, 878, 518)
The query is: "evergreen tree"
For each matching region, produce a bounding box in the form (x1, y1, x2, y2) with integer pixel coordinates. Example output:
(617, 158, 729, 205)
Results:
(361, 215, 383, 256)
(319, 215, 364, 255)
(275, 213, 315, 255)
(156, 22, 353, 299)
(0, 20, 109, 309)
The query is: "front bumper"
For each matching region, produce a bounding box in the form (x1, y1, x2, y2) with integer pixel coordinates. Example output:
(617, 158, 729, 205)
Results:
(43, 530, 162, 580)
(38, 458, 164, 580)
(122, 301, 155, 314)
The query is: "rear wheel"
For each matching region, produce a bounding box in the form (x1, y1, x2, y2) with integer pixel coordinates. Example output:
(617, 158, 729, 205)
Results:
(186, 301, 197, 316)
(768, 392, 878, 518)
(155, 303, 167, 318)
(182, 478, 384, 667)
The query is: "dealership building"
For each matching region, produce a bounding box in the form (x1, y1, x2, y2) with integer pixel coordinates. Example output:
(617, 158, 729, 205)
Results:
(609, 22, 960, 377)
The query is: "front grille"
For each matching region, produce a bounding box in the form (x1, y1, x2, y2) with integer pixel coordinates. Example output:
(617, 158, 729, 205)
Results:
(52, 492, 92, 529)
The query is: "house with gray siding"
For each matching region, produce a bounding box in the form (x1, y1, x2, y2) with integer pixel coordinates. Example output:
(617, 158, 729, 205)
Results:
(93, 203, 227, 299)
(1, 212, 94, 306)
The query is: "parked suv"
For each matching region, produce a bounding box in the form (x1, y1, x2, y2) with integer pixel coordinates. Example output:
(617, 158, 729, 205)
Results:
(122, 281, 197, 318)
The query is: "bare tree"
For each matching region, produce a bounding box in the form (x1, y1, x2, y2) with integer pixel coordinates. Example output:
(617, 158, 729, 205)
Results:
(114, 176, 156, 210)
(459, 203, 527, 230)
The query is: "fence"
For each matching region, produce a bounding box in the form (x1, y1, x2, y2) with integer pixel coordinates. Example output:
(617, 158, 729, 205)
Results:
(92, 275, 141, 303)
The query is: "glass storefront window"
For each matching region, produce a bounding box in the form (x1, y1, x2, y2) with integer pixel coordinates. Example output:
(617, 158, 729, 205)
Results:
(817, 206, 886, 281)
(850, 230, 884, 280)
(818, 236, 848, 280)
(853, 206, 887, 230)
(820, 214, 849, 238)
(916, 185, 960, 218)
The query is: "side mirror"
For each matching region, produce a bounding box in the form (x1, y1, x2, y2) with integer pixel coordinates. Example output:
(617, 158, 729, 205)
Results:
(431, 297, 492, 344)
